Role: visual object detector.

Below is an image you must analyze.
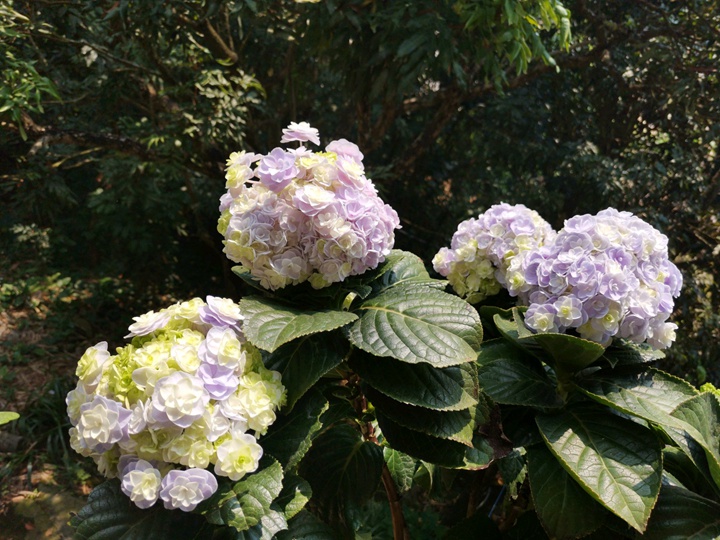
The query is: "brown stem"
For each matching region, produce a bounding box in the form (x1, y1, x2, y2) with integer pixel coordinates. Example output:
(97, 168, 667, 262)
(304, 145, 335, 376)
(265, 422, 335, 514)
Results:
(381, 464, 410, 540)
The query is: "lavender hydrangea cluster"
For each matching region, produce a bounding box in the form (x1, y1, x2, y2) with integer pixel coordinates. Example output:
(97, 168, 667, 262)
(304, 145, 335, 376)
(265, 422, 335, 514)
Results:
(217, 122, 401, 290)
(66, 296, 286, 511)
(519, 208, 683, 349)
(432, 203, 556, 302)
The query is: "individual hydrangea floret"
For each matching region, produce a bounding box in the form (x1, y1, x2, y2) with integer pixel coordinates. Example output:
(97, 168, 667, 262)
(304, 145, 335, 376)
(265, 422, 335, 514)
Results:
(519, 208, 682, 349)
(433, 203, 556, 303)
(66, 296, 286, 511)
(218, 122, 401, 290)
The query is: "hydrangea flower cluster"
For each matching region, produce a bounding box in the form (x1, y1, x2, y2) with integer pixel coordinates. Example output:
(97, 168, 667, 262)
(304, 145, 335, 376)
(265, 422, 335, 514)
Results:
(217, 122, 401, 290)
(66, 296, 286, 511)
(432, 203, 556, 302)
(519, 208, 683, 349)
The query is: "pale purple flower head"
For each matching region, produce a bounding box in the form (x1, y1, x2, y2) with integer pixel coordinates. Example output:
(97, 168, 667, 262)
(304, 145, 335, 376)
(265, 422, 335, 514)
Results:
(518, 208, 682, 349)
(159, 468, 218, 512)
(433, 203, 556, 302)
(281, 121, 320, 146)
(120, 459, 162, 509)
(76, 395, 132, 453)
(219, 124, 400, 290)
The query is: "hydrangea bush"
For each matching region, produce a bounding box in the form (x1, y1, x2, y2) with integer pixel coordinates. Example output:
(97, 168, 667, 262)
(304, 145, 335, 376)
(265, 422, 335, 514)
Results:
(67, 296, 285, 511)
(69, 123, 720, 540)
(218, 122, 400, 290)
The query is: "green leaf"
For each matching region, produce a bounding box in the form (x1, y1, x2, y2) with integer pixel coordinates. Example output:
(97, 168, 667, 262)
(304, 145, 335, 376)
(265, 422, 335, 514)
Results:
(363, 249, 445, 294)
(0, 411, 19, 425)
(536, 406, 662, 532)
(497, 449, 527, 501)
(527, 332, 606, 373)
(70, 479, 207, 539)
(643, 485, 720, 540)
(260, 389, 328, 469)
(346, 286, 483, 367)
(577, 367, 698, 425)
(239, 296, 357, 353)
(476, 339, 563, 408)
(365, 385, 476, 445)
(276, 511, 336, 540)
(265, 331, 348, 410)
(601, 339, 665, 368)
(527, 445, 606, 539)
(298, 424, 383, 522)
(670, 392, 720, 490)
(206, 458, 284, 532)
(274, 474, 312, 521)
(662, 447, 719, 499)
(350, 351, 479, 411)
(397, 33, 427, 57)
(376, 411, 495, 469)
(383, 448, 416, 493)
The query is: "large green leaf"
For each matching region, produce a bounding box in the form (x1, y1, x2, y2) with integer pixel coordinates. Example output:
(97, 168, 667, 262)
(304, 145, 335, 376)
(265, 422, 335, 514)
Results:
(298, 424, 383, 522)
(576, 367, 698, 426)
(662, 447, 719, 499)
(260, 389, 328, 469)
(265, 331, 348, 411)
(346, 285, 483, 367)
(527, 445, 606, 539)
(476, 339, 563, 408)
(70, 480, 208, 539)
(376, 411, 496, 469)
(239, 296, 357, 353)
(365, 384, 484, 446)
(361, 249, 446, 294)
(601, 339, 665, 368)
(350, 351, 479, 411)
(643, 485, 720, 540)
(527, 332, 606, 373)
(536, 406, 662, 532)
(670, 392, 720, 490)
(204, 458, 284, 532)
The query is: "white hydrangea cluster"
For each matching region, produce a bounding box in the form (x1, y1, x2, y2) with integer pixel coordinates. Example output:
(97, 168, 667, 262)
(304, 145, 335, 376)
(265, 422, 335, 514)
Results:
(66, 296, 286, 511)
(217, 122, 401, 290)
(432, 203, 556, 303)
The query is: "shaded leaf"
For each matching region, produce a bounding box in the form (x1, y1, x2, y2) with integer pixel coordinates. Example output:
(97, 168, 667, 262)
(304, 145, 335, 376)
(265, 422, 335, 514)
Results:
(376, 411, 495, 469)
(526, 332, 605, 373)
(601, 340, 665, 368)
(276, 510, 336, 540)
(298, 424, 383, 523)
(261, 389, 328, 469)
(365, 384, 485, 446)
(347, 285, 483, 367)
(643, 485, 720, 540)
(351, 351, 479, 411)
(70, 479, 207, 539)
(536, 406, 662, 532)
(240, 296, 357, 353)
(265, 331, 348, 410)
(670, 392, 720, 489)
(273, 473, 312, 522)
(476, 339, 562, 408)
(527, 445, 606, 539)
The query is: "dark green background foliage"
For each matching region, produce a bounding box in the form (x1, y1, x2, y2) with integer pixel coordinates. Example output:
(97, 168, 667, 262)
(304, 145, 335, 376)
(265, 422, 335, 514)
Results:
(1, 0, 718, 381)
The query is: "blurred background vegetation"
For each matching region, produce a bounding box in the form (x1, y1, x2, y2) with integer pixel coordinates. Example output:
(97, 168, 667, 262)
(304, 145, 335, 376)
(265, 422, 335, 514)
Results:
(0, 0, 718, 534)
